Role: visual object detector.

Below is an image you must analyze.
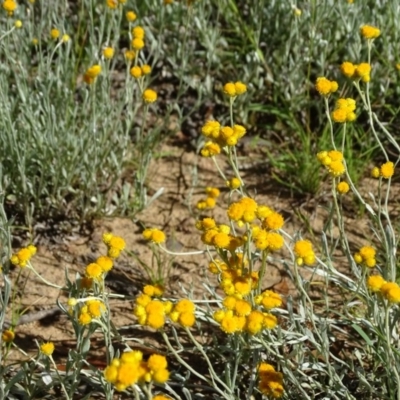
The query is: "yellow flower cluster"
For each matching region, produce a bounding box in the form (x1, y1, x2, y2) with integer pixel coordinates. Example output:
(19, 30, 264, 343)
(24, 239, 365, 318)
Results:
(360, 25, 380, 40)
(77, 299, 107, 325)
(133, 287, 196, 329)
(143, 228, 166, 244)
(10, 245, 37, 268)
(315, 77, 338, 96)
(84, 256, 114, 282)
(197, 217, 243, 251)
(104, 351, 169, 391)
(317, 150, 346, 177)
(367, 276, 400, 303)
(83, 64, 101, 85)
(2, 0, 17, 15)
(130, 64, 152, 79)
(132, 25, 145, 50)
(371, 161, 395, 179)
(293, 239, 316, 266)
(258, 363, 284, 398)
(340, 61, 372, 83)
(102, 232, 126, 258)
(196, 186, 220, 210)
(354, 245, 376, 268)
(255, 289, 283, 310)
(201, 141, 221, 157)
(331, 98, 357, 123)
(214, 299, 278, 335)
(223, 81, 247, 97)
(201, 120, 247, 149)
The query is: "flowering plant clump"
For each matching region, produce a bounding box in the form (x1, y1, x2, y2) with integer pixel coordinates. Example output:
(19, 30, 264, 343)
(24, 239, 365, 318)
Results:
(3, 3, 400, 400)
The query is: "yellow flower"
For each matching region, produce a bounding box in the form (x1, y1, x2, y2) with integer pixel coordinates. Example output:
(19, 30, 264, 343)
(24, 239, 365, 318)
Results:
(263, 212, 284, 230)
(226, 177, 241, 190)
(178, 312, 195, 327)
(367, 275, 386, 292)
(380, 161, 394, 179)
(220, 314, 238, 334)
(263, 313, 278, 329)
(205, 186, 220, 198)
(223, 82, 236, 96)
(201, 141, 221, 157)
(359, 246, 376, 260)
(14, 19, 22, 28)
(294, 240, 313, 258)
(212, 232, 231, 249)
(103, 47, 114, 59)
(62, 34, 70, 42)
(147, 354, 167, 372)
(315, 77, 338, 96)
(142, 228, 166, 244)
(261, 290, 282, 310)
(132, 37, 144, 50)
(234, 81, 247, 95)
(84, 64, 102, 84)
(2, 329, 15, 343)
(106, 0, 118, 9)
(108, 236, 125, 251)
(143, 88, 157, 103)
(153, 395, 172, 400)
(3, 0, 17, 15)
(355, 63, 371, 82)
(146, 312, 165, 329)
(124, 49, 136, 61)
(331, 108, 347, 123)
(132, 26, 145, 39)
(96, 256, 113, 272)
(85, 262, 103, 280)
(40, 342, 55, 356)
(234, 299, 251, 316)
(126, 11, 136, 21)
(371, 166, 380, 178)
(152, 368, 169, 383)
(360, 25, 380, 40)
(174, 299, 195, 314)
(337, 181, 350, 194)
(340, 61, 356, 78)
(87, 299, 106, 318)
(141, 64, 151, 75)
(381, 282, 400, 303)
(50, 28, 60, 40)
(130, 65, 142, 78)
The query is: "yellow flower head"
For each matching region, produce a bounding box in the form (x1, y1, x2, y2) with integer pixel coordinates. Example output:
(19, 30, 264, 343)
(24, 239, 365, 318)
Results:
(360, 25, 380, 40)
(96, 256, 113, 272)
(130, 65, 142, 78)
(380, 161, 394, 179)
(174, 299, 195, 314)
(261, 290, 282, 310)
(132, 26, 145, 39)
(263, 212, 284, 231)
(126, 11, 137, 22)
(50, 28, 60, 40)
(106, 0, 118, 9)
(337, 181, 350, 194)
(143, 88, 157, 103)
(367, 275, 386, 292)
(109, 236, 126, 251)
(40, 342, 55, 356)
(143, 228, 166, 244)
(226, 177, 241, 190)
(84, 64, 102, 84)
(2, 329, 15, 343)
(381, 282, 400, 303)
(315, 77, 338, 96)
(234, 81, 247, 95)
(103, 47, 114, 59)
(178, 312, 195, 327)
(340, 61, 356, 78)
(147, 354, 167, 372)
(201, 141, 221, 157)
(131, 37, 144, 50)
(85, 262, 103, 280)
(141, 64, 151, 75)
(124, 49, 136, 61)
(3, 0, 17, 14)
